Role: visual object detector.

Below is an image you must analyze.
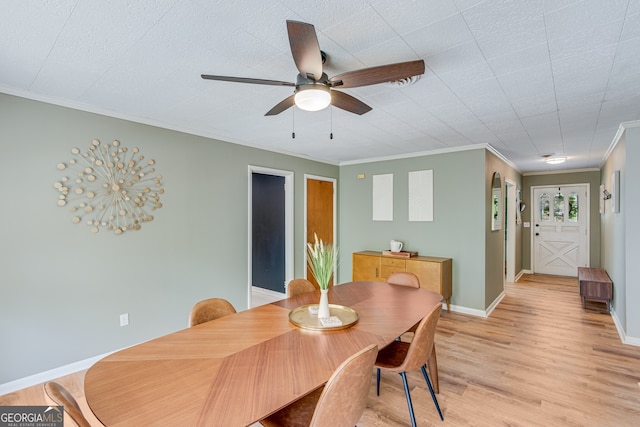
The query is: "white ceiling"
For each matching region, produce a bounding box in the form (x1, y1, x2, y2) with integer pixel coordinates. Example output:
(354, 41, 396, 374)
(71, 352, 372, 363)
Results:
(1, 0, 639, 172)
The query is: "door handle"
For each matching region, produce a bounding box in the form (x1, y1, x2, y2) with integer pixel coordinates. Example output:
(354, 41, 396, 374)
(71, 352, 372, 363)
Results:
(535, 233, 539, 236)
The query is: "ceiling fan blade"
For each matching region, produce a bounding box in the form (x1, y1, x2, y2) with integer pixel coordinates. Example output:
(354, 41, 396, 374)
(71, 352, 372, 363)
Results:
(201, 74, 295, 87)
(331, 91, 372, 115)
(265, 95, 295, 116)
(286, 20, 323, 80)
(329, 60, 425, 88)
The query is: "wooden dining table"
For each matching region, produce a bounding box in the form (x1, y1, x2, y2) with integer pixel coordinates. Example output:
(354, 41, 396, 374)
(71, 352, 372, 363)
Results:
(84, 281, 444, 426)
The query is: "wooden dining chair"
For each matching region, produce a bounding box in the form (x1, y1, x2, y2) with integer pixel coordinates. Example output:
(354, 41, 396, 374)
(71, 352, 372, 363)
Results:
(387, 272, 441, 394)
(286, 278, 317, 297)
(375, 303, 444, 426)
(259, 344, 378, 427)
(188, 297, 237, 327)
(43, 381, 92, 427)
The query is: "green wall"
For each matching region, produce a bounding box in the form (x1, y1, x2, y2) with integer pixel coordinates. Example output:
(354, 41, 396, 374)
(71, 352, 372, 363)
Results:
(338, 149, 489, 311)
(484, 151, 522, 307)
(0, 93, 338, 384)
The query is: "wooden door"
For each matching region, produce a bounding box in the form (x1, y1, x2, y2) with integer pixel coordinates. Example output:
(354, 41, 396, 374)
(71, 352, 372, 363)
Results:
(532, 185, 589, 276)
(306, 177, 335, 287)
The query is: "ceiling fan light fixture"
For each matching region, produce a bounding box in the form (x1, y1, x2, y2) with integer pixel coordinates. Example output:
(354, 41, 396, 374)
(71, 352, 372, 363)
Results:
(294, 85, 331, 111)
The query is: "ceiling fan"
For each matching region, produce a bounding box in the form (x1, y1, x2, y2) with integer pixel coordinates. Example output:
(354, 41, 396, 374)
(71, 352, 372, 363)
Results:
(201, 20, 425, 116)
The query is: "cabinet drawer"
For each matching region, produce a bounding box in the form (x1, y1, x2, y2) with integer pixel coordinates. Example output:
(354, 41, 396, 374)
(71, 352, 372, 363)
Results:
(381, 257, 406, 268)
(380, 265, 405, 279)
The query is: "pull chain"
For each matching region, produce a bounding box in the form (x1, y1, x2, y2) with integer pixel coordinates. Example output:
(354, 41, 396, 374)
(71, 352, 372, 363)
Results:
(292, 106, 295, 139)
(330, 105, 333, 140)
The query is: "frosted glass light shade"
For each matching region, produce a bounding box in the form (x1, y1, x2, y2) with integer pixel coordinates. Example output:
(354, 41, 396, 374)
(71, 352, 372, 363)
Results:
(545, 157, 567, 164)
(294, 88, 331, 111)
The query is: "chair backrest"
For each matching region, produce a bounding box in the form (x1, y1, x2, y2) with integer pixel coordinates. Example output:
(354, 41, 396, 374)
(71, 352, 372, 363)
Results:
(43, 382, 92, 427)
(387, 272, 420, 288)
(287, 278, 317, 297)
(188, 298, 237, 327)
(310, 344, 378, 427)
(398, 303, 442, 373)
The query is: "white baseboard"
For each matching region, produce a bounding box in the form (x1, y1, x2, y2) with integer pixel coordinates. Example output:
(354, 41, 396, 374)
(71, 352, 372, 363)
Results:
(0, 351, 115, 395)
(447, 291, 505, 319)
(448, 304, 488, 318)
(251, 286, 285, 298)
(485, 291, 506, 317)
(514, 270, 528, 282)
(610, 308, 640, 347)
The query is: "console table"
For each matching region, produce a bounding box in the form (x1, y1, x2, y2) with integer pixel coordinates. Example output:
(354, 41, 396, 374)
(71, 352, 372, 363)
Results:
(352, 251, 452, 311)
(578, 267, 612, 312)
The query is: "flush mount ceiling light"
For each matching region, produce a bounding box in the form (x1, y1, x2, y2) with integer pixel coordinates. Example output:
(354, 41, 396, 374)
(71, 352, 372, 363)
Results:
(545, 156, 567, 164)
(294, 84, 331, 111)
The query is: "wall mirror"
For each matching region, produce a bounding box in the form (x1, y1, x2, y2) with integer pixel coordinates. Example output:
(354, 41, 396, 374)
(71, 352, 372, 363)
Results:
(491, 172, 502, 231)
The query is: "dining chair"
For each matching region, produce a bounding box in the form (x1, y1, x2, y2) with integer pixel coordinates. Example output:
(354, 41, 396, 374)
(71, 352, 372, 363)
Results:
(43, 381, 92, 427)
(286, 278, 317, 297)
(387, 272, 441, 394)
(375, 303, 444, 426)
(387, 272, 421, 333)
(188, 297, 237, 327)
(259, 344, 378, 427)
(387, 271, 421, 289)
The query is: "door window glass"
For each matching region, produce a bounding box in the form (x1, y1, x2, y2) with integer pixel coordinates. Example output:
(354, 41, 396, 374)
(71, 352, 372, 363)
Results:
(568, 192, 578, 222)
(540, 193, 550, 221)
(554, 192, 564, 222)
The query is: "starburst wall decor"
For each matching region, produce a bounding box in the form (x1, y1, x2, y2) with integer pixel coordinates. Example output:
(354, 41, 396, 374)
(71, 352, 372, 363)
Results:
(54, 139, 164, 234)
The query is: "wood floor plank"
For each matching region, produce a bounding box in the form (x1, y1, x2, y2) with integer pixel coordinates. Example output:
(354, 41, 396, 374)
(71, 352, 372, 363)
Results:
(2, 274, 640, 426)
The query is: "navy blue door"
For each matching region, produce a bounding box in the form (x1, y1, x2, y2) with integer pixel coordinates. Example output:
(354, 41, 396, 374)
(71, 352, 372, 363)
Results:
(252, 173, 285, 293)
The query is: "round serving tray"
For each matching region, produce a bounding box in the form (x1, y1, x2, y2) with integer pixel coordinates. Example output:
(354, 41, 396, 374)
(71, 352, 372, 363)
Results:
(289, 304, 359, 331)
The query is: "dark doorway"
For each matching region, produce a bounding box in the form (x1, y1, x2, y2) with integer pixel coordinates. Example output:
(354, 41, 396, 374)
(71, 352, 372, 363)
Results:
(251, 173, 285, 293)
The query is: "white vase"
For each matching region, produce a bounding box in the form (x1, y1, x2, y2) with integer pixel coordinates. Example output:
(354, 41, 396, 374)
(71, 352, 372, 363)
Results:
(318, 288, 330, 319)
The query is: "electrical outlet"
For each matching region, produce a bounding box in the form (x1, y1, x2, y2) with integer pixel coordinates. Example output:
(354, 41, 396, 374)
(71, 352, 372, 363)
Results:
(120, 313, 129, 327)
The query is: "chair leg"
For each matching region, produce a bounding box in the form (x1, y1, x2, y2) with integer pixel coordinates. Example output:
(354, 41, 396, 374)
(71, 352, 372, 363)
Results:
(427, 345, 439, 394)
(421, 365, 444, 421)
(400, 372, 417, 427)
(376, 368, 381, 396)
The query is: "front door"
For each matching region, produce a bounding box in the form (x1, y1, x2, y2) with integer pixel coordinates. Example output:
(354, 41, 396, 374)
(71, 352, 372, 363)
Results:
(532, 185, 589, 276)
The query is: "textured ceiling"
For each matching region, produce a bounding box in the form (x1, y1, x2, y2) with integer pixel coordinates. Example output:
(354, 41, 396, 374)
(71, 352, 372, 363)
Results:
(1, 0, 639, 172)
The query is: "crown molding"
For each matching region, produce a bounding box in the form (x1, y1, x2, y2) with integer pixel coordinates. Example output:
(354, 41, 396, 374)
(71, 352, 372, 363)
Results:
(0, 87, 342, 166)
(601, 120, 640, 166)
(522, 167, 600, 176)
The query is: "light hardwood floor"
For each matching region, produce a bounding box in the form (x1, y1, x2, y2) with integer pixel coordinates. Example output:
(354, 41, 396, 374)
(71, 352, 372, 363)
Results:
(2, 274, 640, 426)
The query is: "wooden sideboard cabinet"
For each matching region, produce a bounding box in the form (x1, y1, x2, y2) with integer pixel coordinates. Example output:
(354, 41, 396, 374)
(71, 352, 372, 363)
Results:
(352, 251, 452, 311)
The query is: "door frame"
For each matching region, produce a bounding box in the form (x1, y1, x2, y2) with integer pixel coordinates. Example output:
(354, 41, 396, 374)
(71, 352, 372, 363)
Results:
(248, 166, 294, 307)
(505, 178, 516, 283)
(530, 183, 590, 275)
(304, 174, 337, 283)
